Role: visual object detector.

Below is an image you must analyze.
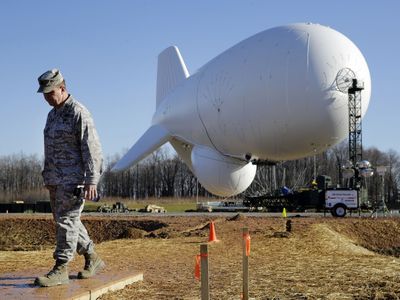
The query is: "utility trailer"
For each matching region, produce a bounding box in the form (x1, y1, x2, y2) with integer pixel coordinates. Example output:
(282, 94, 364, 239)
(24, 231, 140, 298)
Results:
(325, 189, 358, 217)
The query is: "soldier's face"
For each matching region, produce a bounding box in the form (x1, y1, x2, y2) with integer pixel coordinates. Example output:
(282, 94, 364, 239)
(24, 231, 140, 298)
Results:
(43, 86, 65, 108)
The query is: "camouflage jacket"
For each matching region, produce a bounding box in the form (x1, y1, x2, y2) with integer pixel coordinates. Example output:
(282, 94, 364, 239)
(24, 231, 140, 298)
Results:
(42, 95, 103, 186)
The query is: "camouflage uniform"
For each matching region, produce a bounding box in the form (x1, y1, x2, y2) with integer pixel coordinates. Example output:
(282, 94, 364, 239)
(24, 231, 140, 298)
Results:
(43, 95, 103, 263)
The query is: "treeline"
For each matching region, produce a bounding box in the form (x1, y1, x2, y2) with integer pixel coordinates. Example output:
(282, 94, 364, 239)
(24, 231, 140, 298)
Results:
(101, 150, 211, 199)
(0, 153, 48, 203)
(1, 143, 399, 207)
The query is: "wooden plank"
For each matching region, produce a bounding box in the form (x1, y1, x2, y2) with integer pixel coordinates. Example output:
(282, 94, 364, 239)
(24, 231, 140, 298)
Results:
(0, 268, 143, 300)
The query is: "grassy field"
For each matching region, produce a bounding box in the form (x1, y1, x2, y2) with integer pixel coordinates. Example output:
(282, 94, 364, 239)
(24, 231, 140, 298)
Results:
(83, 197, 209, 213)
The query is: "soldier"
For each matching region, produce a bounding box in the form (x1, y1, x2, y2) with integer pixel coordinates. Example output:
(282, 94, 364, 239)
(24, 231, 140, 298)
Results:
(35, 69, 105, 287)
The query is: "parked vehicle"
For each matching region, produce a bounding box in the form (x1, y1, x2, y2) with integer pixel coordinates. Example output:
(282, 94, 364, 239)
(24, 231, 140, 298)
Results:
(197, 201, 252, 212)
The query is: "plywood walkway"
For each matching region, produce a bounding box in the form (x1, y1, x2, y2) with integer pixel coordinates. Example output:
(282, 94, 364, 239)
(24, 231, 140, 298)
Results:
(0, 268, 143, 299)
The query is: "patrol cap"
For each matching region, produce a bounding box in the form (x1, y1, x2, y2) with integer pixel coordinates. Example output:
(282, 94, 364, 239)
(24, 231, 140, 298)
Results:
(37, 69, 64, 93)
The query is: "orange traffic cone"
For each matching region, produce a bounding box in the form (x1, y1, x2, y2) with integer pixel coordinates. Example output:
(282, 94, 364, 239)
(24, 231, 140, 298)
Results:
(208, 221, 219, 242)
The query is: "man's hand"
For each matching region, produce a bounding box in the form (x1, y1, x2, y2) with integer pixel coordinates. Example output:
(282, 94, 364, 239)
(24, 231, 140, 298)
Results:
(84, 184, 98, 201)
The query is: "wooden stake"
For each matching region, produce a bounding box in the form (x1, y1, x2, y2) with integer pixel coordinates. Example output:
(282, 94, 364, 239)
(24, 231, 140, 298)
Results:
(200, 244, 209, 300)
(243, 227, 249, 300)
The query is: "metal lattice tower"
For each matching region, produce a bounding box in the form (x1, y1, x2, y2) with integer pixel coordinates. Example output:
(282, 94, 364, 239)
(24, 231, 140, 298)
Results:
(348, 79, 364, 167)
(347, 78, 364, 191)
(335, 69, 367, 193)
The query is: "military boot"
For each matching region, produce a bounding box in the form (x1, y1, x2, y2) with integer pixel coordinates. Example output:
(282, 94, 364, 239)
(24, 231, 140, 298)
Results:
(34, 260, 69, 287)
(77, 252, 105, 279)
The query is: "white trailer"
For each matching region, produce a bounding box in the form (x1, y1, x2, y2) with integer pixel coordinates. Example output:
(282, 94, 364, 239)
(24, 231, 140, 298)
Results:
(325, 189, 358, 217)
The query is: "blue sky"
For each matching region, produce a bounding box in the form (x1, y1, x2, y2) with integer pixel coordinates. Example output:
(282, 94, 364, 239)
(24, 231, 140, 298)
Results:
(0, 1, 399, 159)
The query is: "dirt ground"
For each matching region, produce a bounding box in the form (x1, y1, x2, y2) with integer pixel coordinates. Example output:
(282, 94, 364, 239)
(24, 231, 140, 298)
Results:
(2, 214, 400, 299)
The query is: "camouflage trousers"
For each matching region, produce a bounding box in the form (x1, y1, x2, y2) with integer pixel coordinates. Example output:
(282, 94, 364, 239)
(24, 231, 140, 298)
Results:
(48, 185, 94, 263)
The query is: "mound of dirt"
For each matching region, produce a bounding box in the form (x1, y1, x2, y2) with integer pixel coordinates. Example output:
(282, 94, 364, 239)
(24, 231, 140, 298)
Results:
(119, 228, 147, 239)
(310, 223, 374, 256)
(227, 213, 246, 221)
(329, 219, 400, 256)
(0, 216, 170, 250)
